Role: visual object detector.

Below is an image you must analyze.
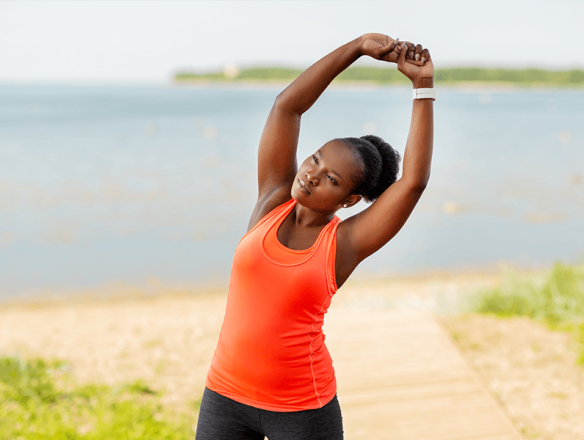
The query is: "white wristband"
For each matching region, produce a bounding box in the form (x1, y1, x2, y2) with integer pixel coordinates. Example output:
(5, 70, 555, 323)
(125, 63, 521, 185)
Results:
(413, 88, 436, 101)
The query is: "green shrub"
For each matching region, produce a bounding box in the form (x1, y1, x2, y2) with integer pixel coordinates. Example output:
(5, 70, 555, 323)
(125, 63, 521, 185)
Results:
(464, 262, 584, 323)
(0, 356, 199, 439)
(462, 262, 584, 364)
(539, 263, 584, 326)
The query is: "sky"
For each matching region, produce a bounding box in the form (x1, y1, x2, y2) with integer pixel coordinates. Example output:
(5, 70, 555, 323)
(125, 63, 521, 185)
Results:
(0, 0, 583, 83)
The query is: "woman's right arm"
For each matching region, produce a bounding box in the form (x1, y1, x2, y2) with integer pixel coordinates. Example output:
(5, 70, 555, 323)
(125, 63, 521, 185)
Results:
(248, 34, 400, 231)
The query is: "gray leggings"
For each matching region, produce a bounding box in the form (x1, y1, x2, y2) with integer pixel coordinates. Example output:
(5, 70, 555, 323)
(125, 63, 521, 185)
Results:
(195, 387, 344, 440)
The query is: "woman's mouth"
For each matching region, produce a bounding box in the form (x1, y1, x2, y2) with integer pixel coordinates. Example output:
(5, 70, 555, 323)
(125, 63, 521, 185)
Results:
(298, 178, 311, 195)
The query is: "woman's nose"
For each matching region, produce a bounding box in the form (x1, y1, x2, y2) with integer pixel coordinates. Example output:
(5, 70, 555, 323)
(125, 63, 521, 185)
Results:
(306, 172, 318, 185)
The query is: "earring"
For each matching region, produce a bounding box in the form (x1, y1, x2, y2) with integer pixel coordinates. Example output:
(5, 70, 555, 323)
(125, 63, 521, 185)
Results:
(343, 204, 347, 208)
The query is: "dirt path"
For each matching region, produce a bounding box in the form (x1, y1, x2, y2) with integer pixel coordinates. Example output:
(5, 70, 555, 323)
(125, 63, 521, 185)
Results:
(439, 313, 584, 440)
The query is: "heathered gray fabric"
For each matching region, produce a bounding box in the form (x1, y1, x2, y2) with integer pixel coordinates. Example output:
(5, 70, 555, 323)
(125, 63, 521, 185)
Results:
(195, 387, 344, 440)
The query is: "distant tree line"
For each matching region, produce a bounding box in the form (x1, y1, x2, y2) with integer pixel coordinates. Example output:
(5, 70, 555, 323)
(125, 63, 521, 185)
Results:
(174, 66, 584, 87)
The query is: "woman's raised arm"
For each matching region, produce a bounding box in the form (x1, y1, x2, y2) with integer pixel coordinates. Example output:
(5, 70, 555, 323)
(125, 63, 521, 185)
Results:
(248, 34, 400, 231)
(337, 42, 434, 280)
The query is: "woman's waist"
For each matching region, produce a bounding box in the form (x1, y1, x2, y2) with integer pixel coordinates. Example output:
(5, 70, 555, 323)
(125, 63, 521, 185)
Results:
(218, 326, 329, 361)
(209, 339, 335, 393)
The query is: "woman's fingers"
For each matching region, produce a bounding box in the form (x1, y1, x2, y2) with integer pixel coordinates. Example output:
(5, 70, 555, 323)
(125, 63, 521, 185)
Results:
(392, 38, 400, 50)
(392, 41, 400, 55)
(408, 43, 421, 64)
(402, 42, 417, 64)
(400, 42, 410, 61)
(396, 42, 405, 53)
(398, 40, 431, 65)
(376, 37, 400, 61)
(385, 38, 398, 55)
(402, 42, 410, 57)
(421, 48, 429, 64)
(406, 44, 430, 65)
(397, 41, 408, 67)
(414, 44, 423, 62)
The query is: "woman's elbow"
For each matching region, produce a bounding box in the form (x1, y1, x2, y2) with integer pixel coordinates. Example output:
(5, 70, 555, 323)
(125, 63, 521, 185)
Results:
(417, 175, 430, 190)
(274, 93, 303, 116)
(410, 182, 428, 195)
(274, 93, 292, 110)
(404, 174, 430, 193)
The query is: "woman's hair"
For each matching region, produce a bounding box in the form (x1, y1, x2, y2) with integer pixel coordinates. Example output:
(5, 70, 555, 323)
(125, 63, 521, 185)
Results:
(335, 134, 401, 203)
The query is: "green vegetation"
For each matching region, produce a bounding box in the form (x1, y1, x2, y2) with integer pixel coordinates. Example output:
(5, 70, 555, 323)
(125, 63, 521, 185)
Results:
(175, 67, 303, 83)
(462, 262, 584, 364)
(174, 66, 584, 87)
(0, 356, 199, 439)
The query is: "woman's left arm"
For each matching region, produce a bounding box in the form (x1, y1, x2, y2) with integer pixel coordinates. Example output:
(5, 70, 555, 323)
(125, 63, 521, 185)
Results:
(338, 42, 434, 269)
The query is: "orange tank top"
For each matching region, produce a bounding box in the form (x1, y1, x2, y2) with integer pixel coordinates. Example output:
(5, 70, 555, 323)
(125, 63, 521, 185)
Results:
(205, 198, 341, 411)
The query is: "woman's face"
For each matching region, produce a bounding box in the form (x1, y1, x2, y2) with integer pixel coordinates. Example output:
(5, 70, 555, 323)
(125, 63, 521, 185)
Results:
(291, 140, 361, 212)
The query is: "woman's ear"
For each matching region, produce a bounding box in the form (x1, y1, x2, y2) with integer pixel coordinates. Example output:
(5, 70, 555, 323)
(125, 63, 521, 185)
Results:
(343, 194, 362, 208)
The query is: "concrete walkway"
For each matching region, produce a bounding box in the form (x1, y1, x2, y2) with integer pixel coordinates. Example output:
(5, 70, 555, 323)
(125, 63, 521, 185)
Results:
(325, 308, 523, 440)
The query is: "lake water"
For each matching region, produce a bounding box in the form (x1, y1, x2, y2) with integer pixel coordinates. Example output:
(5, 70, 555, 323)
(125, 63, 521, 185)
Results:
(0, 83, 583, 301)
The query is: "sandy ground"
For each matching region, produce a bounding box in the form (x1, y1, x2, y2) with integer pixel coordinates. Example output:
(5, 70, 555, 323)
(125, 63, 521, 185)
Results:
(1, 270, 583, 438)
(0, 290, 227, 416)
(439, 313, 584, 440)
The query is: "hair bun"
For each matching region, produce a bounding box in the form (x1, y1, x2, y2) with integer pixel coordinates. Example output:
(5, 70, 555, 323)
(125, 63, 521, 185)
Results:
(359, 134, 402, 201)
(360, 134, 384, 149)
(335, 134, 402, 203)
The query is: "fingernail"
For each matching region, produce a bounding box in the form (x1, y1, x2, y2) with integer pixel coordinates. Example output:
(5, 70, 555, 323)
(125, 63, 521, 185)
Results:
(421, 57, 426, 63)
(415, 54, 420, 61)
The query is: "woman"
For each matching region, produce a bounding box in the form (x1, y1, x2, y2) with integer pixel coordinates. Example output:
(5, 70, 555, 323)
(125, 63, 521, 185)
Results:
(196, 33, 434, 440)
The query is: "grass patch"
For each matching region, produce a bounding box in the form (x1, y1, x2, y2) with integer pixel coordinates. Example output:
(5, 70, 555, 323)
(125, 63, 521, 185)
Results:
(0, 356, 199, 439)
(461, 262, 584, 365)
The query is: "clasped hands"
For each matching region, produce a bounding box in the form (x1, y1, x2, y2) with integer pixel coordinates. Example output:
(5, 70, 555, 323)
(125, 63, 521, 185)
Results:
(359, 33, 434, 85)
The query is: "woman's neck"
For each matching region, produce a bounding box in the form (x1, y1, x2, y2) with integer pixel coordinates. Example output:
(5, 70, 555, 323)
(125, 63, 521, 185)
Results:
(292, 203, 337, 228)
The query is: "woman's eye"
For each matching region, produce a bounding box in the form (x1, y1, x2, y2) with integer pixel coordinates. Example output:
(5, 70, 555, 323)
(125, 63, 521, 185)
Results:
(327, 175, 337, 184)
(312, 155, 318, 164)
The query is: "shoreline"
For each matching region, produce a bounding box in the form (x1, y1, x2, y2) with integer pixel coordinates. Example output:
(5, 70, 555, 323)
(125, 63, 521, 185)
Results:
(2, 80, 582, 93)
(0, 261, 557, 310)
(171, 79, 584, 92)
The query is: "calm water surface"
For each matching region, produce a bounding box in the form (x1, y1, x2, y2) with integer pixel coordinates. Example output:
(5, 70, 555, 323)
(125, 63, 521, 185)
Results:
(0, 84, 583, 300)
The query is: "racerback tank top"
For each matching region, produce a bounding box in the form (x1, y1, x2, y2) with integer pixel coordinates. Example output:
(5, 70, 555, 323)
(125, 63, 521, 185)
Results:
(205, 198, 341, 411)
